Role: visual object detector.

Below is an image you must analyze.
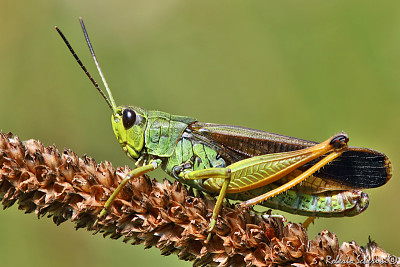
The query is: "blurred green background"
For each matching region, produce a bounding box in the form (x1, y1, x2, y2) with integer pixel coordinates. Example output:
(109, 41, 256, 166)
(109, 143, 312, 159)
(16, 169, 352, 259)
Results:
(0, 1, 399, 266)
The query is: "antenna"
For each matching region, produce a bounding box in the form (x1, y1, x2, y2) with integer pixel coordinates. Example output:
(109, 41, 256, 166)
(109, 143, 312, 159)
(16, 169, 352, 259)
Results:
(55, 21, 115, 111)
(79, 17, 117, 110)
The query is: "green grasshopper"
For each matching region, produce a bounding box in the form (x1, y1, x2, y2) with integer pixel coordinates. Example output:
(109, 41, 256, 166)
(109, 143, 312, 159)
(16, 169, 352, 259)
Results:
(56, 18, 392, 242)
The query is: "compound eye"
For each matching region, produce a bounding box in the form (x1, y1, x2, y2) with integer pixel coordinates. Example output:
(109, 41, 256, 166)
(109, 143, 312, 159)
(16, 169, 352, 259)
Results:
(122, 108, 136, 129)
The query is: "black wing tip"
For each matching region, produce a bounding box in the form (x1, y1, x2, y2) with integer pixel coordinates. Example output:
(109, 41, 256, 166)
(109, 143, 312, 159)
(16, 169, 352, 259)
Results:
(347, 147, 392, 188)
(315, 147, 392, 189)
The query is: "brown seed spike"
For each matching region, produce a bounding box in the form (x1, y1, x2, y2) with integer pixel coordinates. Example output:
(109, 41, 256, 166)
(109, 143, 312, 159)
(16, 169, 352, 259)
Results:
(0, 131, 398, 266)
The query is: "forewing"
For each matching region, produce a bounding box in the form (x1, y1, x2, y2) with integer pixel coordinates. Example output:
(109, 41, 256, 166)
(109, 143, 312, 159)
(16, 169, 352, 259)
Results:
(189, 122, 391, 189)
(189, 122, 317, 159)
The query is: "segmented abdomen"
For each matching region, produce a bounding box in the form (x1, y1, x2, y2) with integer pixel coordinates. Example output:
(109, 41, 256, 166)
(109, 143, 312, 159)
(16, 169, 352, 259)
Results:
(227, 187, 369, 217)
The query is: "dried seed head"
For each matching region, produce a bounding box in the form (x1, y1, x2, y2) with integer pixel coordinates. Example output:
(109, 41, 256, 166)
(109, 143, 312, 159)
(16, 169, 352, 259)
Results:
(0, 132, 397, 266)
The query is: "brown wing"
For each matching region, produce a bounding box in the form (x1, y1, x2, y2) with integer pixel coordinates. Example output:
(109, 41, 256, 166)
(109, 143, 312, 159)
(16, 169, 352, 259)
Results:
(189, 122, 391, 189)
(189, 122, 317, 158)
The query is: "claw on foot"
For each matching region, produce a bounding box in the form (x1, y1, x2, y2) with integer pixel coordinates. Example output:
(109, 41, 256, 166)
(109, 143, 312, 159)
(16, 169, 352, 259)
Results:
(205, 218, 217, 243)
(93, 208, 108, 227)
(302, 217, 316, 229)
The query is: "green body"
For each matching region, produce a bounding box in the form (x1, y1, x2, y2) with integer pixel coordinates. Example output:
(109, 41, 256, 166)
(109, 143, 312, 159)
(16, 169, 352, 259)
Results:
(112, 107, 368, 217)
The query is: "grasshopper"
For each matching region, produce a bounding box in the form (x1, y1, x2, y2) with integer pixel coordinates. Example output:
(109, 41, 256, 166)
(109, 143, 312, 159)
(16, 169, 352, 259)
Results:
(56, 18, 392, 242)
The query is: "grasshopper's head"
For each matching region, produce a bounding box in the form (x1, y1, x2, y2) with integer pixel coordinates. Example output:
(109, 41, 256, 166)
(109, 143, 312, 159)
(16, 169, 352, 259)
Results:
(111, 106, 148, 159)
(56, 18, 149, 160)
